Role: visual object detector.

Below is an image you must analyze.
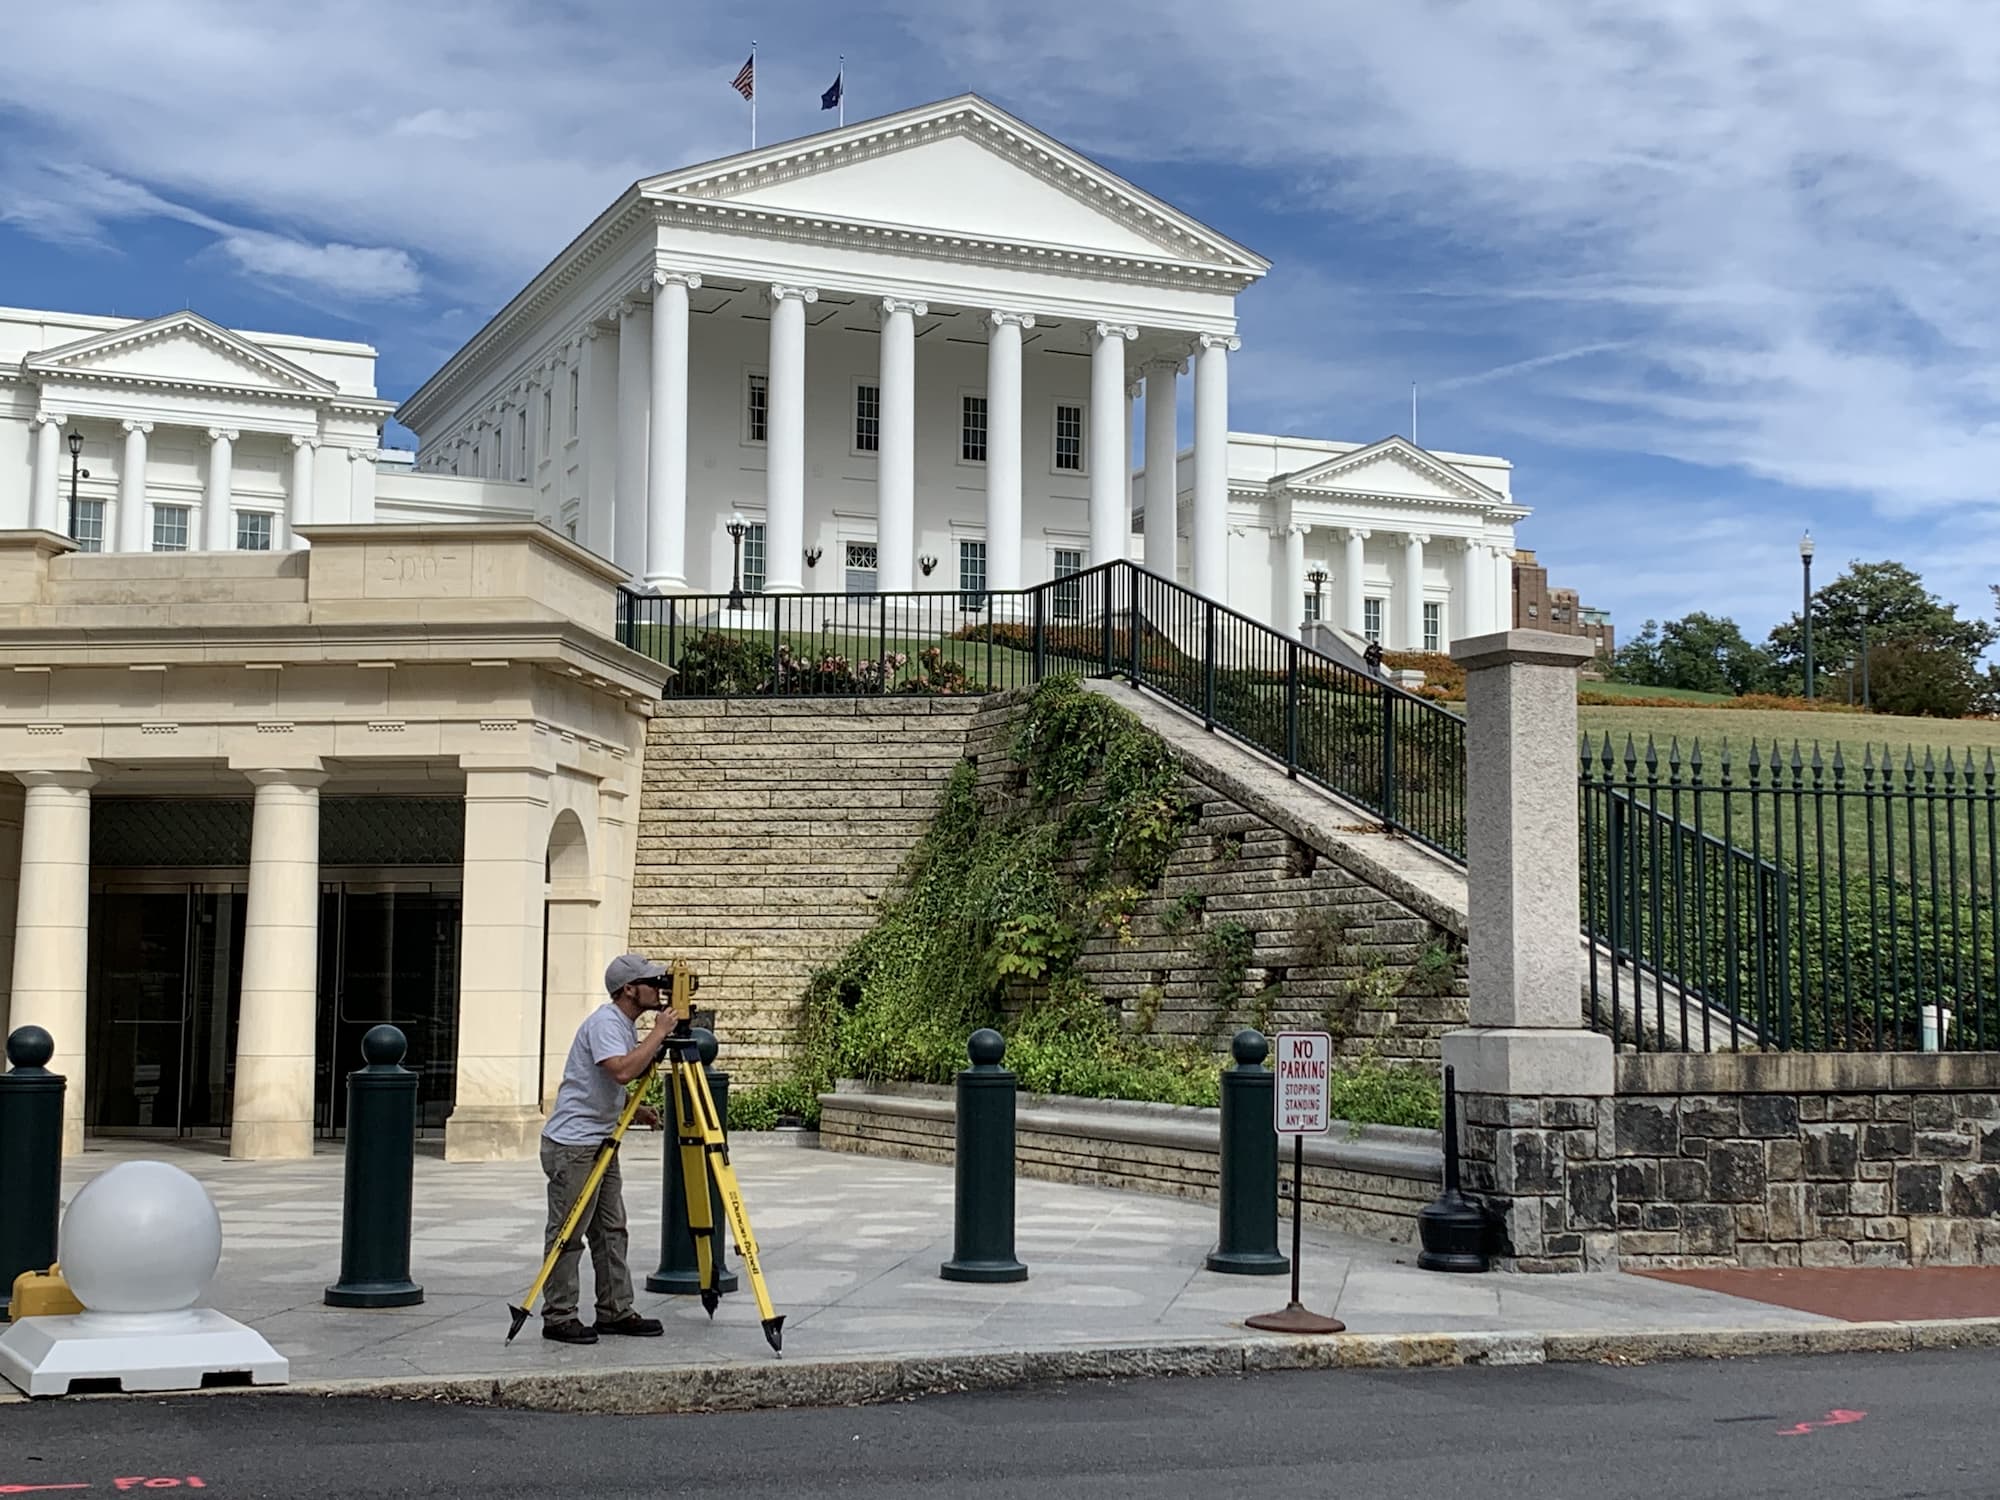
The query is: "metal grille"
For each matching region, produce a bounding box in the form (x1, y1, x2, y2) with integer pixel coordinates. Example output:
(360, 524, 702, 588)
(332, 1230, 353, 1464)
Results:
(90, 797, 464, 869)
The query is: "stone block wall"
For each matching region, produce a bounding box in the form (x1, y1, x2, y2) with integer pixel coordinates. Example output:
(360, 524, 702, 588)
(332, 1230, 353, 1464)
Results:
(819, 1083, 1442, 1243)
(1459, 1053, 2000, 1272)
(629, 697, 983, 1077)
(963, 695, 1468, 1063)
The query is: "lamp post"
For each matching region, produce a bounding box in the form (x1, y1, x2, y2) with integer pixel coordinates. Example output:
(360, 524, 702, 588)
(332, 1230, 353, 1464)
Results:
(725, 511, 748, 610)
(918, 554, 938, 579)
(1799, 530, 1815, 701)
(1306, 566, 1327, 625)
(65, 430, 89, 541)
(1860, 604, 1871, 711)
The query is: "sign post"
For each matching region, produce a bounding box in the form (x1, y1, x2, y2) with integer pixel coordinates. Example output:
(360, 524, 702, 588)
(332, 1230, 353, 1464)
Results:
(1244, 1031, 1346, 1335)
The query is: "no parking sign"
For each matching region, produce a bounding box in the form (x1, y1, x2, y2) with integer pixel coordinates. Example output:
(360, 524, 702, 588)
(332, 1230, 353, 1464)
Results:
(1272, 1030, 1332, 1135)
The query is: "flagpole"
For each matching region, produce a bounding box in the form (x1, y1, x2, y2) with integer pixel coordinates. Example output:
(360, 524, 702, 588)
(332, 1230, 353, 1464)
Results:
(839, 54, 845, 126)
(751, 40, 758, 149)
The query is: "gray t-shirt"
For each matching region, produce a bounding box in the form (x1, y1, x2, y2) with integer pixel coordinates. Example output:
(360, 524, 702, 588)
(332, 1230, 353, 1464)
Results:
(543, 1002, 638, 1146)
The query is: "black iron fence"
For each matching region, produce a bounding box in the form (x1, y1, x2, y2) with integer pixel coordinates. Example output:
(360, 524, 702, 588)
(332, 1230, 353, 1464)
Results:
(1581, 735, 2000, 1052)
(616, 561, 1468, 860)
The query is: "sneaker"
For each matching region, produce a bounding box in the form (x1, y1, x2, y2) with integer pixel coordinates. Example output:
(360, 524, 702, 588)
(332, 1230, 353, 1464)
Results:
(594, 1313, 664, 1337)
(541, 1319, 598, 1345)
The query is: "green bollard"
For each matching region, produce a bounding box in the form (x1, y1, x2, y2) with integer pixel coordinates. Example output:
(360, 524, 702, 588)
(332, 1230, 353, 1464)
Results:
(940, 1028, 1028, 1284)
(325, 1025, 424, 1308)
(646, 1027, 739, 1295)
(1205, 1028, 1290, 1275)
(0, 1026, 64, 1320)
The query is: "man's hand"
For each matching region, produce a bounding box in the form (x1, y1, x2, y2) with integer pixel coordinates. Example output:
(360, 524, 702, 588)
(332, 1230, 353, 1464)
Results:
(634, 1104, 662, 1130)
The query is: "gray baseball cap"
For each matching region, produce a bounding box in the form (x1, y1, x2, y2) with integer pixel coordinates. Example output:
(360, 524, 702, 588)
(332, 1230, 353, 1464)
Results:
(604, 953, 669, 995)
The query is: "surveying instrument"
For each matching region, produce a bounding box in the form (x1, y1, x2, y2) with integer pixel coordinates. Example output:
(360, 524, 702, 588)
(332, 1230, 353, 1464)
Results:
(506, 960, 784, 1354)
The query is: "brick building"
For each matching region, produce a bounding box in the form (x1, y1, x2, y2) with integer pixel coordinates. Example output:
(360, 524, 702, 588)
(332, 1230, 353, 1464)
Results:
(1512, 548, 1614, 655)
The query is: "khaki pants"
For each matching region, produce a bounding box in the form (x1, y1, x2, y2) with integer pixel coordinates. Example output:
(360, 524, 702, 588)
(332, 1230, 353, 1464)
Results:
(539, 1137, 635, 1325)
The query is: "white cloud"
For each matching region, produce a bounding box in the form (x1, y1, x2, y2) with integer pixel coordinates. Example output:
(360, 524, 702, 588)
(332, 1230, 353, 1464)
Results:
(216, 232, 421, 301)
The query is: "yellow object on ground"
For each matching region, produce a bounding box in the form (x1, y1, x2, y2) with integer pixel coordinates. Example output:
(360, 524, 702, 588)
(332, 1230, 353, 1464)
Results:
(9, 1264, 84, 1318)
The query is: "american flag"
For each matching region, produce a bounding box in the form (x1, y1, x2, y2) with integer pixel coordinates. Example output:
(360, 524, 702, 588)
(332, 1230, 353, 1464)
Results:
(731, 52, 755, 101)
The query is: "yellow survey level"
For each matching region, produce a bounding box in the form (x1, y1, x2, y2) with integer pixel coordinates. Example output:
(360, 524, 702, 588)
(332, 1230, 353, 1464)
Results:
(506, 960, 783, 1355)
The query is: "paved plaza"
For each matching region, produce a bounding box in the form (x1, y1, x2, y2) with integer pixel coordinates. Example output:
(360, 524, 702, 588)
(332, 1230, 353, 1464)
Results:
(20, 1132, 1844, 1394)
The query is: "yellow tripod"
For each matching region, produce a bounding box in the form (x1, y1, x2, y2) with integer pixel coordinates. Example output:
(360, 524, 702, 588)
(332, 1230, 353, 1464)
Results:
(507, 961, 783, 1354)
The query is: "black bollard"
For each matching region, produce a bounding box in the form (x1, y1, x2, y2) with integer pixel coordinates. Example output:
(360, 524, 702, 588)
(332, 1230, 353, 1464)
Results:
(1417, 1064, 1491, 1273)
(940, 1028, 1027, 1283)
(1206, 1028, 1290, 1275)
(647, 1027, 739, 1295)
(0, 1026, 64, 1320)
(325, 1025, 424, 1308)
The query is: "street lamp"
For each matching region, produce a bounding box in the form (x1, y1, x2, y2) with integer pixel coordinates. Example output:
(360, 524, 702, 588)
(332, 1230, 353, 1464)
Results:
(65, 430, 89, 541)
(918, 554, 938, 578)
(1306, 566, 1328, 623)
(1799, 530, 1815, 701)
(1859, 604, 1871, 711)
(725, 510, 749, 610)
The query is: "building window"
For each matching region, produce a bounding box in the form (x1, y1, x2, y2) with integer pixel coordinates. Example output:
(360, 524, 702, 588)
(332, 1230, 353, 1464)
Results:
(1423, 600, 1442, 653)
(517, 409, 528, 479)
(741, 522, 767, 595)
(1303, 589, 1322, 624)
(1053, 401, 1085, 472)
(1363, 596, 1384, 643)
(844, 542, 878, 595)
(854, 384, 880, 454)
(237, 512, 273, 552)
(746, 372, 769, 444)
(568, 369, 580, 437)
(153, 505, 190, 553)
(961, 395, 987, 463)
(958, 538, 987, 608)
(566, 518, 578, 541)
(1527, 602, 1539, 620)
(542, 388, 553, 448)
(1052, 546, 1083, 621)
(71, 499, 105, 553)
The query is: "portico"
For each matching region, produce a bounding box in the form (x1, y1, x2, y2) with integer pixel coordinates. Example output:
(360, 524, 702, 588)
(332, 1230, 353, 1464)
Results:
(397, 95, 1267, 607)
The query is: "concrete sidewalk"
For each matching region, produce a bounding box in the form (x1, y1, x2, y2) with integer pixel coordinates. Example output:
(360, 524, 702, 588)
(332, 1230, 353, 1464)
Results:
(10, 1136, 1995, 1412)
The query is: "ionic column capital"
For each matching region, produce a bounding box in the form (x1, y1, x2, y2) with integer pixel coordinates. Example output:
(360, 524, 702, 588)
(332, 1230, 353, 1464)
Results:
(651, 268, 702, 292)
(987, 309, 1035, 330)
(207, 427, 238, 444)
(616, 295, 648, 320)
(1141, 354, 1188, 378)
(1284, 522, 1311, 537)
(121, 419, 154, 436)
(768, 283, 819, 306)
(16, 768, 98, 793)
(1193, 332, 1242, 354)
(241, 765, 328, 790)
(1092, 321, 1138, 343)
(1345, 527, 1371, 542)
(879, 296, 929, 319)
(290, 435, 318, 451)
(1406, 531, 1430, 547)
(32, 410, 66, 428)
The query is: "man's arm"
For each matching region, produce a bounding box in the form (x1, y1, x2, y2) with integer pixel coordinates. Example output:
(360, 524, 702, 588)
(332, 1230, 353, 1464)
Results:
(597, 1008, 678, 1085)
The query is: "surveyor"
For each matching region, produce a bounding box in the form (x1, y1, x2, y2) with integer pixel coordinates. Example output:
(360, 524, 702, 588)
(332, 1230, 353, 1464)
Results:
(536, 953, 682, 1345)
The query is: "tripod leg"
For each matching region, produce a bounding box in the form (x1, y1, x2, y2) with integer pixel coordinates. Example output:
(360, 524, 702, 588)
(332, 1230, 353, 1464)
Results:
(682, 1064, 785, 1355)
(671, 1055, 719, 1316)
(507, 1082, 647, 1342)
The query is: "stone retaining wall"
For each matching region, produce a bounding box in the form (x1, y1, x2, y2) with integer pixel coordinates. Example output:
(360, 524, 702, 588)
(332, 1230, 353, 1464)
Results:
(819, 1082, 1442, 1244)
(1460, 1053, 2000, 1272)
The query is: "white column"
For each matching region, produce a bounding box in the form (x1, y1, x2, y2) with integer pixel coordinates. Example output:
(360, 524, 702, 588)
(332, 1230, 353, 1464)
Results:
(347, 447, 377, 524)
(30, 413, 63, 533)
(203, 428, 237, 550)
(644, 271, 699, 590)
(985, 310, 1033, 593)
(1343, 527, 1369, 635)
(1461, 542, 1487, 643)
(1142, 357, 1183, 579)
(614, 296, 652, 577)
(1124, 379, 1138, 557)
(1401, 532, 1429, 649)
(230, 768, 325, 1160)
(1494, 547, 1515, 631)
(447, 761, 553, 1162)
(10, 770, 95, 1156)
(877, 296, 925, 593)
(286, 437, 316, 549)
(116, 420, 151, 553)
(765, 284, 816, 594)
(1191, 332, 1239, 600)
(1089, 323, 1136, 567)
(0, 784, 22, 1042)
(1283, 523, 1309, 639)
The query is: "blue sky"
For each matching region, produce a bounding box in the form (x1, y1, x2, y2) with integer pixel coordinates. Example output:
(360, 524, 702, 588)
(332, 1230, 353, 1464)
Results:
(5, 1, 1998, 646)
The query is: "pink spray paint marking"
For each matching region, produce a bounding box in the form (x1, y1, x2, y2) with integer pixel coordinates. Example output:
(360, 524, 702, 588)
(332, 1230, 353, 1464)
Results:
(1777, 1409, 1867, 1436)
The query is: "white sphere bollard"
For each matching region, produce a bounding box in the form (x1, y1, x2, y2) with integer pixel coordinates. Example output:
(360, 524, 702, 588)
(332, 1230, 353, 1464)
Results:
(61, 1160, 223, 1314)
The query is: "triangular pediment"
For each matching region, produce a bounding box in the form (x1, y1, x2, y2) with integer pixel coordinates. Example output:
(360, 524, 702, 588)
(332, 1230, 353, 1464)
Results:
(1278, 437, 1505, 507)
(643, 96, 1268, 272)
(25, 311, 336, 395)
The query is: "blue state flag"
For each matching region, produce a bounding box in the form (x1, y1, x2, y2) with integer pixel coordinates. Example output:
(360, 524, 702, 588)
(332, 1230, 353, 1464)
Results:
(821, 72, 843, 111)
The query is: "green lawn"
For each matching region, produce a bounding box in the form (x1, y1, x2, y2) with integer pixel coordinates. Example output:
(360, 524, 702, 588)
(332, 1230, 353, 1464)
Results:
(1579, 680, 1735, 704)
(1576, 704, 2000, 768)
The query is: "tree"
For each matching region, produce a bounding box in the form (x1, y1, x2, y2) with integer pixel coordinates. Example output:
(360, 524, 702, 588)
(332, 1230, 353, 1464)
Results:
(1610, 619, 1663, 685)
(1655, 612, 1774, 696)
(1767, 561, 1996, 698)
(1866, 640, 1980, 719)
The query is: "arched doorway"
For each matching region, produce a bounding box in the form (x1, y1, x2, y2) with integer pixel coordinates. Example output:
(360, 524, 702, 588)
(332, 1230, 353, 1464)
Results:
(540, 809, 596, 1108)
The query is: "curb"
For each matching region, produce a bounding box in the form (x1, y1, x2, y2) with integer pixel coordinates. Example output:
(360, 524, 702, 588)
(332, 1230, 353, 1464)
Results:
(134, 1316, 2000, 1416)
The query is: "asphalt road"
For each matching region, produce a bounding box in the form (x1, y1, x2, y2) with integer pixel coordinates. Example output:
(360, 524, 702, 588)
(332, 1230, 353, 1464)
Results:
(3, 1350, 1995, 1499)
